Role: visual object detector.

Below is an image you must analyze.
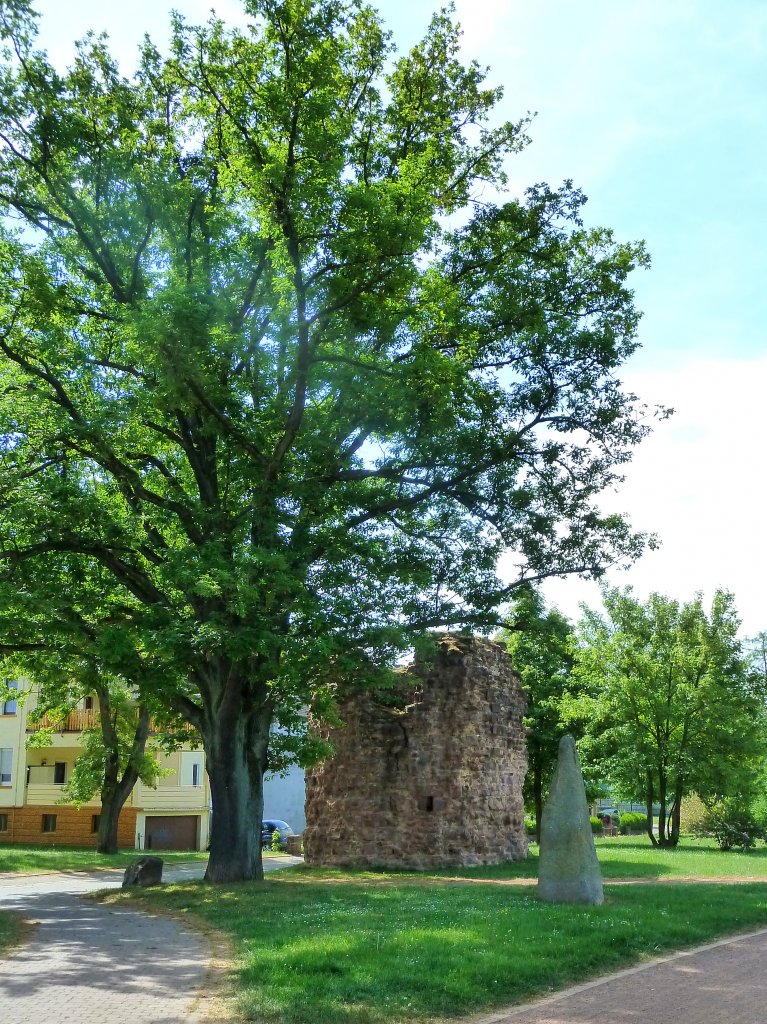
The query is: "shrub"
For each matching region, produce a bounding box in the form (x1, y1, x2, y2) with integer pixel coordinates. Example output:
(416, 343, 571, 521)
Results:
(679, 793, 708, 834)
(524, 816, 537, 837)
(589, 816, 603, 834)
(619, 812, 648, 834)
(689, 799, 765, 851)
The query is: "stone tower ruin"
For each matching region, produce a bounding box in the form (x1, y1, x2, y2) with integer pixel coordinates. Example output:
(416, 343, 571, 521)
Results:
(303, 635, 528, 868)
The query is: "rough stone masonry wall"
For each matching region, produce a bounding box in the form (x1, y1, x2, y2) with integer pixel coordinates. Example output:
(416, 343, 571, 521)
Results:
(303, 635, 528, 868)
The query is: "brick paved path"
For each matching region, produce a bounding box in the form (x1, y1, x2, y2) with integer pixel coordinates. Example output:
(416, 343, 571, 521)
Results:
(477, 925, 767, 1024)
(0, 891, 207, 1023)
(0, 866, 211, 1024)
(0, 859, 300, 1024)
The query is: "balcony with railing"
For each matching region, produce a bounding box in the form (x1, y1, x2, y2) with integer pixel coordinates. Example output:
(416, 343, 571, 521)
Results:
(23, 780, 207, 811)
(24, 762, 101, 806)
(25, 782, 102, 807)
(26, 709, 98, 733)
(26, 709, 192, 740)
(133, 782, 208, 811)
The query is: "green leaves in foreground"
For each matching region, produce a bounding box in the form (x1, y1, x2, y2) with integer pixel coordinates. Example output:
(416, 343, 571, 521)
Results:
(123, 873, 767, 1024)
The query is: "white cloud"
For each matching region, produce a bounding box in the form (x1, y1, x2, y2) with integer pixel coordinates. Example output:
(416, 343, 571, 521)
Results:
(535, 355, 767, 636)
(454, 0, 518, 53)
(34, 0, 250, 72)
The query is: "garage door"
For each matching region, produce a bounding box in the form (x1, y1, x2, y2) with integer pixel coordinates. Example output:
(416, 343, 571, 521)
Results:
(145, 815, 199, 851)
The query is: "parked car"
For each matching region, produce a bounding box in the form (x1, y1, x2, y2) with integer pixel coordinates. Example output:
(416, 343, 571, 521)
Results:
(261, 819, 295, 850)
(596, 806, 620, 821)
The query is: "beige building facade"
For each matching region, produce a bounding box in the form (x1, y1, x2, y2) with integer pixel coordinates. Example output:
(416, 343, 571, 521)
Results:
(0, 682, 211, 851)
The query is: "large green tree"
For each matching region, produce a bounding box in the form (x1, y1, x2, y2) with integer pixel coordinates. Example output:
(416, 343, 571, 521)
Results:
(0, 0, 656, 881)
(570, 588, 763, 847)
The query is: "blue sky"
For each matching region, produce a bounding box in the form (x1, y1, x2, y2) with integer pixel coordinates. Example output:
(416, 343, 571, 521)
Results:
(32, 0, 767, 634)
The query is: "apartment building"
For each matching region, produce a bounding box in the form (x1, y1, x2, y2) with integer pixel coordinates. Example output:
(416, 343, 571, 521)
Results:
(0, 682, 211, 851)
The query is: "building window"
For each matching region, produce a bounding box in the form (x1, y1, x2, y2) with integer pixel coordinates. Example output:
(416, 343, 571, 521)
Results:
(42, 814, 57, 833)
(0, 748, 12, 787)
(91, 814, 100, 834)
(84, 696, 94, 711)
(1, 681, 18, 715)
(53, 762, 66, 785)
(0, 813, 8, 832)
(181, 751, 204, 787)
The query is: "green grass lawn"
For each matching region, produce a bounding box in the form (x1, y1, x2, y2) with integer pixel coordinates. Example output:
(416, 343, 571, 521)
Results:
(108, 840, 767, 1024)
(593, 836, 767, 879)
(0, 909, 24, 955)
(0, 843, 210, 874)
(446, 835, 767, 881)
(288, 836, 767, 884)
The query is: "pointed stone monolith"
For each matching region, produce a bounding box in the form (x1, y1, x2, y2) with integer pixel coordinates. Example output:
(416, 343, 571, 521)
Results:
(538, 734, 603, 904)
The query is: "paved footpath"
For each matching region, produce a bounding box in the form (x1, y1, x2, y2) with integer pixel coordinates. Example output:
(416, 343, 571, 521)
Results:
(0, 858, 300, 1024)
(477, 922, 767, 1024)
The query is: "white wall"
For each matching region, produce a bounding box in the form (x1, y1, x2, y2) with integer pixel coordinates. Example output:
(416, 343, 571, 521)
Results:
(0, 679, 30, 807)
(180, 750, 205, 788)
(262, 764, 306, 832)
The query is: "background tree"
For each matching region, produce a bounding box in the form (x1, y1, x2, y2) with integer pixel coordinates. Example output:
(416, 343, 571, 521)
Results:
(498, 585, 575, 842)
(28, 678, 176, 854)
(569, 588, 762, 847)
(14, 643, 187, 853)
(0, 0, 657, 881)
(0, 551, 188, 853)
(737, 632, 767, 835)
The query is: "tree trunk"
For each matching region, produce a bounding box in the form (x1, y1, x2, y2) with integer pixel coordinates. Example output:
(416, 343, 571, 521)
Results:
(667, 779, 683, 847)
(97, 788, 123, 855)
(645, 770, 658, 847)
(203, 698, 271, 883)
(657, 768, 674, 848)
(96, 705, 151, 854)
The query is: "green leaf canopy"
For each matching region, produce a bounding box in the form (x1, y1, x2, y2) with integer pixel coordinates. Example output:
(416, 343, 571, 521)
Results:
(570, 588, 764, 847)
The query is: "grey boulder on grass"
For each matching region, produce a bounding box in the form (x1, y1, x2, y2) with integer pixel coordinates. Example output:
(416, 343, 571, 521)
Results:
(122, 856, 164, 889)
(538, 735, 603, 905)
